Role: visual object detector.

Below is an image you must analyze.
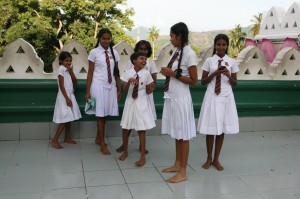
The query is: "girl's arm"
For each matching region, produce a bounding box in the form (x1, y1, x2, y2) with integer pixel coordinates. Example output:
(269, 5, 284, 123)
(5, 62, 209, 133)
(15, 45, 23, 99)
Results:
(161, 65, 198, 85)
(85, 60, 94, 102)
(223, 69, 237, 86)
(201, 69, 223, 85)
(146, 73, 157, 94)
(59, 75, 72, 106)
(123, 77, 138, 93)
(68, 66, 77, 87)
(115, 64, 122, 102)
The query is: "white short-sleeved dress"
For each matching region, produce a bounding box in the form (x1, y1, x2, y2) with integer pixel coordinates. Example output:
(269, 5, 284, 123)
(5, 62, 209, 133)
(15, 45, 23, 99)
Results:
(53, 66, 82, 123)
(161, 45, 197, 140)
(197, 54, 239, 135)
(120, 68, 156, 131)
(86, 45, 120, 117)
(126, 59, 158, 120)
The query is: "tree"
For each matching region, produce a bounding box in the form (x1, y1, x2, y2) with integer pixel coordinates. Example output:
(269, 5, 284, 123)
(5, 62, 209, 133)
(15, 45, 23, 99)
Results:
(228, 24, 247, 58)
(147, 26, 160, 59)
(250, 13, 263, 37)
(0, 0, 136, 72)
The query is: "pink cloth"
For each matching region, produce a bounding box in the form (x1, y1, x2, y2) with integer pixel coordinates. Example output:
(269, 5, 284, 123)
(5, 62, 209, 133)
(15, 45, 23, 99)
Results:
(280, 37, 298, 50)
(260, 38, 276, 64)
(244, 39, 256, 47)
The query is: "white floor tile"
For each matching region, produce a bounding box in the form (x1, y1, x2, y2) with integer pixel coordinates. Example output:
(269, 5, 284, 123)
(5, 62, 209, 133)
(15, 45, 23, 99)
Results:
(128, 181, 174, 199)
(85, 170, 125, 186)
(43, 171, 84, 190)
(87, 185, 132, 199)
(122, 167, 164, 183)
(42, 188, 86, 199)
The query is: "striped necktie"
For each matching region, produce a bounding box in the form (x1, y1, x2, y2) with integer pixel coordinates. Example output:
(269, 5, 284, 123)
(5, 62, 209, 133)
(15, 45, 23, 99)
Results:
(105, 50, 112, 84)
(164, 51, 179, 92)
(132, 74, 139, 99)
(214, 59, 223, 95)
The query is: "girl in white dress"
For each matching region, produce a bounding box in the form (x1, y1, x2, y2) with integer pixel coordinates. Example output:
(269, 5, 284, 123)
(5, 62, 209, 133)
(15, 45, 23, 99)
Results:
(118, 52, 155, 166)
(116, 40, 157, 154)
(51, 51, 82, 149)
(160, 22, 198, 183)
(197, 34, 239, 171)
(85, 28, 121, 155)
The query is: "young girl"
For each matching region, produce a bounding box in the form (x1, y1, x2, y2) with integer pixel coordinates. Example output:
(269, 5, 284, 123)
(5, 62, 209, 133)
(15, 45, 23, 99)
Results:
(160, 22, 198, 183)
(85, 28, 122, 155)
(197, 34, 239, 171)
(51, 51, 82, 149)
(118, 52, 156, 166)
(116, 40, 157, 154)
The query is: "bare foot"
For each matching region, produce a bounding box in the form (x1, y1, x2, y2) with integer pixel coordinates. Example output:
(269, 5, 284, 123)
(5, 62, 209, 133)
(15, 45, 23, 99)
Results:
(212, 161, 224, 171)
(118, 152, 128, 161)
(50, 141, 64, 149)
(64, 139, 77, 144)
(116, 145, 124, 153)
(202, 160, 212, 169)
(100, 145, 111, 155)
(135, 157, 145, 167)
(162, 166, 180, 173)
(166, 173, 187, 183)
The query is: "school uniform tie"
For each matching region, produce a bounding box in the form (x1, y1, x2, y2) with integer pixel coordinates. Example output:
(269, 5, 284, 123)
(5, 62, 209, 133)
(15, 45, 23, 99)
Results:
(132, 74, 139, 99)
(105, 50, 112, 84)
(214, 59, 223, 95)
(164, 51, 179, 92)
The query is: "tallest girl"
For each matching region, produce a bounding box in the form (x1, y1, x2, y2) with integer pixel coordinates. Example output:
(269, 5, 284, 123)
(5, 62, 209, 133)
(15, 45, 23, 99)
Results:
(85, 28, 122, 155)
(160, 22, 198, 183)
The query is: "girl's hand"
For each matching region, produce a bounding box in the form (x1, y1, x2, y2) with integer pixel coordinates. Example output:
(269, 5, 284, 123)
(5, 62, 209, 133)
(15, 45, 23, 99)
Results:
(160, 67, 174, 77)
(146, 82, 155, 94)
(66, 98, 72, 107)
(129, 77, 139, 86)
(85, 92, 91, 102)
(65, 65, 71, 71)
(221, 68, 230, 78)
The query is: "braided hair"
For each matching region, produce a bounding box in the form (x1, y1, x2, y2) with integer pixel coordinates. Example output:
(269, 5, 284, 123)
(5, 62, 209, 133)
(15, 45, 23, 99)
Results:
(212, 34, 229, 56)
(170, 22, 189, 76)
(95, 28, 119, 76)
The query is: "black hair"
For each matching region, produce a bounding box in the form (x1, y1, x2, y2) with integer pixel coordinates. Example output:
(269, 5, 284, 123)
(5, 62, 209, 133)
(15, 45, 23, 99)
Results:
(170, 22, 189, 75)
(212, 34, 229, 56)
(95, 28, 119, 76)
(130, 52, 147, 65)
(134, 40, 152, 58)
(58, 51, 72, 65)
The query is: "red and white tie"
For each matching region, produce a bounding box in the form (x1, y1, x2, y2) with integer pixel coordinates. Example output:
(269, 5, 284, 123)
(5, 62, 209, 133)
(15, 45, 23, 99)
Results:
(214, 59, 223, 95)
(105, 50, 112, 84)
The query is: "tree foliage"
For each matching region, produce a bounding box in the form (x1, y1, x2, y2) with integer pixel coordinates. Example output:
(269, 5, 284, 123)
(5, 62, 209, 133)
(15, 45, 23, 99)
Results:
(0, 0, 135, 72)
(147, 26, 160, 59)
(250, 13, 262, 37)
(228, 24, 247, 58)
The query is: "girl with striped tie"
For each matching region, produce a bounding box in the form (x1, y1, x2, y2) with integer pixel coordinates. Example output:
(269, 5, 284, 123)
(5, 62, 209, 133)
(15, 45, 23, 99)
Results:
(160, 22, 198, 183)
(85, 28, 121, 155)
(197, 34, 239, 171)
(116, 40, 158, 154)
(118, 52, 156, 166)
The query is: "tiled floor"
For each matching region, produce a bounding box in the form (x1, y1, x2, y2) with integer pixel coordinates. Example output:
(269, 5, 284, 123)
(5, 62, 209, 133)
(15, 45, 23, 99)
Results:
(0, 130, 300, 199)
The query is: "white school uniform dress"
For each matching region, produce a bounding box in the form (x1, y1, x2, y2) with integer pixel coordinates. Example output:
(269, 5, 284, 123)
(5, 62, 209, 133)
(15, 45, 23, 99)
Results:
(126, 59, 158, 120)
(86, 45, 120, 117)
(53, 65, 82, 123)
(197, 54, 239, 135)
(120, 68, 156, 131)
(161, 45, 197, 140)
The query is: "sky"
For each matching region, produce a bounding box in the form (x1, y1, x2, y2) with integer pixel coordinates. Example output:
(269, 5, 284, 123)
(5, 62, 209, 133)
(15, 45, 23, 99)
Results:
(125, 0, 298, 35)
